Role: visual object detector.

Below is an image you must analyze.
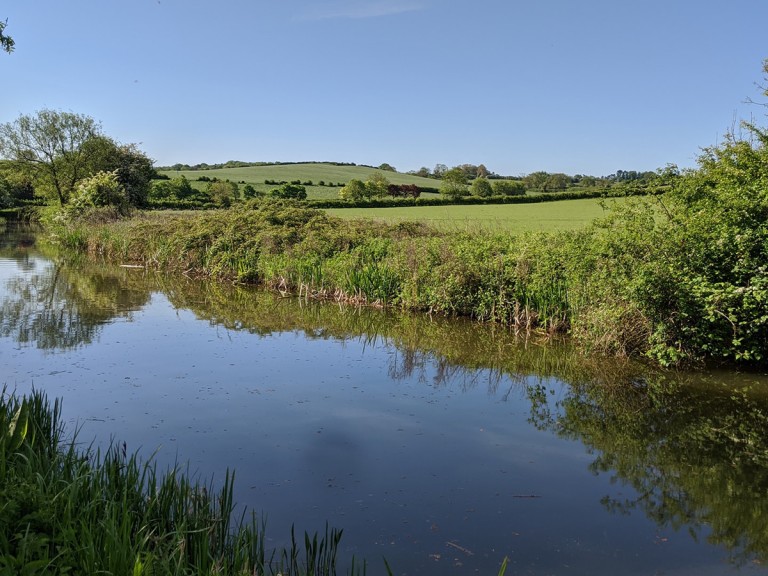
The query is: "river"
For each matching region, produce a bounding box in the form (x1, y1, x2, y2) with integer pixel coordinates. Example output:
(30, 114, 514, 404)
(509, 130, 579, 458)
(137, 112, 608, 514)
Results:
(1, 227, 767, 575)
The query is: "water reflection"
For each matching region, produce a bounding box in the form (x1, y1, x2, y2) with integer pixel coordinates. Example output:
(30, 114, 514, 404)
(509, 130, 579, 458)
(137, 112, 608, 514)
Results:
(529, 374, 768, 566)
(0, 232, 149, 350)
(2, 229, 768, 571)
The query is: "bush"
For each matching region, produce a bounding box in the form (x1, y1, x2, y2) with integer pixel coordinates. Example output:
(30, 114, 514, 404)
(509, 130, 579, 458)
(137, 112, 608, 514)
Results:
(270, 183, 307, 200)
(67, 170, 130, 217)
(492, 180, 526, 196)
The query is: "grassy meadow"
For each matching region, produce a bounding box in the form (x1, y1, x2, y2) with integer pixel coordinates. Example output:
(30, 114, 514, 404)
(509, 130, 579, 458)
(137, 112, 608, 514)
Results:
(159, 163, 441, 199)
(326, 197, 622, 232)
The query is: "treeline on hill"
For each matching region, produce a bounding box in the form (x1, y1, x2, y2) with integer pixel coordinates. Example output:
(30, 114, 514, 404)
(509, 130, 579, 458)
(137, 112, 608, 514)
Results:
(158, 159, 374, 171)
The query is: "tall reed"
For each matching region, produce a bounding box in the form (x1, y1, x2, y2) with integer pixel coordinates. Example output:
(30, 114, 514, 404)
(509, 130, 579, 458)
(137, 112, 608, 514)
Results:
(0, 387, 367, 575)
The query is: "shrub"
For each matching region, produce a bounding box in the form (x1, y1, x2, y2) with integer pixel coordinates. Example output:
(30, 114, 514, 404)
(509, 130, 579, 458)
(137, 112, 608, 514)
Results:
(67, 170, 130, 217)
(492, 180, 526, 196)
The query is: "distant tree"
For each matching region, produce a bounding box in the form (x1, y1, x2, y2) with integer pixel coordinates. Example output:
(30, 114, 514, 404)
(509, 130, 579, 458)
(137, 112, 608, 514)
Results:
(476, 164, 490, 179)
(270, 183, 306, 200)
(0, 109, 101, 204)
(440, 167, 469, 199)
(412, 166, 431, 178)
(433, 163, 448, 178)
(208, 180, 239, 206)
(1, 19, 14, 54)
(378, 163, 396, 172)
(242, 184, 259, 199)
(522, 171, 549, 190)
(149, 175, 195, 201)
(542, 173, 570, 192)
(365, 172, 390, 199)
(492, 180, 525, 196)
(470, 177, 493, 197)
(338, 179, 367, 202)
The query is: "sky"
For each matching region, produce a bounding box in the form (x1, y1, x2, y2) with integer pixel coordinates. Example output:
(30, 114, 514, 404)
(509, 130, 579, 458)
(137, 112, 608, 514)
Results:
(2, 0, 767, 177)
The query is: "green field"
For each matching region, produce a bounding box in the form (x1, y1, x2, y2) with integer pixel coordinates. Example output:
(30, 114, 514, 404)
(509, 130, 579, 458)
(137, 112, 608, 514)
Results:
(159, 163, 441, 199)
(326, 197, 622, 232)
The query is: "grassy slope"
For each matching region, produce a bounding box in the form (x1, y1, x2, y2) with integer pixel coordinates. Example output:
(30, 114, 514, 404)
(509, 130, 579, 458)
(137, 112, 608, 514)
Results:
(160, 164, 438, 186)
(159, 163, 442, 200)
(326, 197, 622, 232)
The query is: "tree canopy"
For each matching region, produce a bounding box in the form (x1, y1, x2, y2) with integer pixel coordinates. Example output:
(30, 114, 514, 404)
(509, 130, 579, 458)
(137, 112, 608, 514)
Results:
(0, 109, 154, 206)
(0, 110, 101, 204)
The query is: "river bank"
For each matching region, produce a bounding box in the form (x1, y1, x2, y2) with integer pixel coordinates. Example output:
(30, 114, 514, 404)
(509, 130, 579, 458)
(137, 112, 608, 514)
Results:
(47, 167, 767, 369)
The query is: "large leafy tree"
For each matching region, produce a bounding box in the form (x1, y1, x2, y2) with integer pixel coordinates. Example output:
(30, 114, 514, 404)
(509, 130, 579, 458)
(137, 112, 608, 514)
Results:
(440, 167, 469, 199)
(81, 135, 155, 206)
(0, 110, 101, 205)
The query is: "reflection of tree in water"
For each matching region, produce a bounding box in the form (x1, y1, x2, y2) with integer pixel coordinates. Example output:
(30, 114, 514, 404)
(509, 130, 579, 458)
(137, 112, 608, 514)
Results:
(1, 244, 151, 351)
(529, 374, 768, 565)
(388, 346, 513, 394)
(0, 228, 38, 272)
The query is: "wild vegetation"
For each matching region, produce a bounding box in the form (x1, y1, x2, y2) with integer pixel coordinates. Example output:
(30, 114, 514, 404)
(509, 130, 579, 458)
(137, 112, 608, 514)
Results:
(48, 117, 768, 368)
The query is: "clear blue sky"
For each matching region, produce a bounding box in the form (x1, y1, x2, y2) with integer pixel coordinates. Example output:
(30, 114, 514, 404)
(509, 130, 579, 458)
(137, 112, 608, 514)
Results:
(2, 0, 766, 176)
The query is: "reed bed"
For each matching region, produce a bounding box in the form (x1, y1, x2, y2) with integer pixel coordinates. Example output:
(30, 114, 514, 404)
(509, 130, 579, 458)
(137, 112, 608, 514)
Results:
(0, 387, 370, 575)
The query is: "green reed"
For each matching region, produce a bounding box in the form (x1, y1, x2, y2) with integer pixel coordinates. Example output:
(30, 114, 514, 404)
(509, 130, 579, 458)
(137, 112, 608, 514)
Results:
(0, 387, 368, 575)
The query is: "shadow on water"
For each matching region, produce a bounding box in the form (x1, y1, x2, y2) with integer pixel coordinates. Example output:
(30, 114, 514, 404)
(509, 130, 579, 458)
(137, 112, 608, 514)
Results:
(3, 227, 768, 571)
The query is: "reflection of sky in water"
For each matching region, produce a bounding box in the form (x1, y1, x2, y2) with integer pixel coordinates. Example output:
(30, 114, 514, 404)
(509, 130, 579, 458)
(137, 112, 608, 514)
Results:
(1, 253, 765, 576)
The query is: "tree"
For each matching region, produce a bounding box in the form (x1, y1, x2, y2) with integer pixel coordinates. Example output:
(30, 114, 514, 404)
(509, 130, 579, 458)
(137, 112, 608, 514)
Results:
(492, 180, 525, 196)
(542, 173, 570, 192)
(433, 163, 448, 178)
(149, 175, 195, 201)
(377, 163, 396, 172)
(81, 136, 155, 206)
(470, 177, 493, 197)
(364, 172, 390, 199)
(0, 110, 101, 205)
(338, 179, 366, 202)
(440, 167, 469, 199)
(208, 180, 240, 206)
(270, 183, 306, 200)
(522, 171, 549, 190)
(0, 174, 12, 208)
(0, 19, 14, 54)
(242, 184, 259, 199)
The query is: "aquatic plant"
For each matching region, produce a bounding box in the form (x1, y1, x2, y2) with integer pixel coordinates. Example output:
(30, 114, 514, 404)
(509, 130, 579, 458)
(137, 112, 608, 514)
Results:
(0, 387, 369, 575)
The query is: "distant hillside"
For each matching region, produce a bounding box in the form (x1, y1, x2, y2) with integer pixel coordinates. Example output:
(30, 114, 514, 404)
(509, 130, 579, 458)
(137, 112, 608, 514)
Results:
(158, 163, 439, 188)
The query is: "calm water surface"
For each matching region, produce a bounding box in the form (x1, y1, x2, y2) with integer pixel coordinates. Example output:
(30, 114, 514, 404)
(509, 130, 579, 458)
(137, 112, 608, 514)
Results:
(1, 229, 767, 575)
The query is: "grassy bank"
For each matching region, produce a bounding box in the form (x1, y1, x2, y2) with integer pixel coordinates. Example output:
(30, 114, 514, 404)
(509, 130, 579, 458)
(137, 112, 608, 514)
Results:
(0, 387, 370, 575)
(48, 129, 768, 368)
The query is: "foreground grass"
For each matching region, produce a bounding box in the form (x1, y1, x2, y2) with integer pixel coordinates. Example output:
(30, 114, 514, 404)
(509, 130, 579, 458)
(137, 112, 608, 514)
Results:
(0, 388, 370, 575)
(326, 197, 621, 232)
